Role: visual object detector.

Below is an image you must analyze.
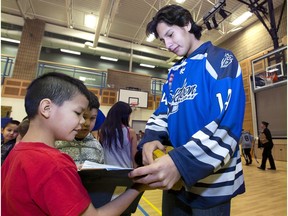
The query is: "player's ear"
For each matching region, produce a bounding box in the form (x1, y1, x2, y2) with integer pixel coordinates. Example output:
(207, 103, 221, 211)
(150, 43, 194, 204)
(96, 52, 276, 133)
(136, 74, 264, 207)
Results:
(39, 98, 52, 118)
(185, 22, 192, 32)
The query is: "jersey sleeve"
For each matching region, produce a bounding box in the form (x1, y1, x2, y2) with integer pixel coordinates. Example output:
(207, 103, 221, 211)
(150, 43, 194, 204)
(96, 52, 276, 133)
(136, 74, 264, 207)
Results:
(137, 81, 170, 150)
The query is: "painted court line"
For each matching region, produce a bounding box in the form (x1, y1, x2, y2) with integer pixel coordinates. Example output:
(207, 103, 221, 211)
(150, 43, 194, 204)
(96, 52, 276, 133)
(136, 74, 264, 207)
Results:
(141, 195, 162, 215)
(137, 204, 149, 216)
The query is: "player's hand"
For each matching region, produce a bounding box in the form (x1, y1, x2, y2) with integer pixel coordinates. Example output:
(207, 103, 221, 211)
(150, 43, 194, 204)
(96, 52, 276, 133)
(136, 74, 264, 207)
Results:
(142, 140, 165, 165)
(129, 154, 181, 190)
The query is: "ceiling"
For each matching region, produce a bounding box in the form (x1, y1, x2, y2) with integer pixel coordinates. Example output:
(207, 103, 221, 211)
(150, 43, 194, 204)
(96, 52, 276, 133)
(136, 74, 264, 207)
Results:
(1, 0, 285, 68)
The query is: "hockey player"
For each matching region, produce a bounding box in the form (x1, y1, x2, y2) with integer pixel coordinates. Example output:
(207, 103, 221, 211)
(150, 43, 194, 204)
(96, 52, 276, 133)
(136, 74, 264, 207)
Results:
(129, 4, 246, 216)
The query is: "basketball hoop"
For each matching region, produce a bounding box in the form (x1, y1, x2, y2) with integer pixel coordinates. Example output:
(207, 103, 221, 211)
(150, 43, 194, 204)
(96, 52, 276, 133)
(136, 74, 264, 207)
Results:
(129, 102, 138, 111)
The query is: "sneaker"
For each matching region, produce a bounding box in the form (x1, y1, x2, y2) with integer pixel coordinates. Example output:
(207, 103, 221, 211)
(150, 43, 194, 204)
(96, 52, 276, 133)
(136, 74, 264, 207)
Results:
(257, 167, 265, 170)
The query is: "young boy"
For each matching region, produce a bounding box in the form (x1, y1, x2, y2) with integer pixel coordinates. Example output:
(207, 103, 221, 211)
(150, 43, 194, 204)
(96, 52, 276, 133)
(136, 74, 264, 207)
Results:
(55, 91, 104, 166)
(1, 72, 149, 215)
(1, 119, 20, 164)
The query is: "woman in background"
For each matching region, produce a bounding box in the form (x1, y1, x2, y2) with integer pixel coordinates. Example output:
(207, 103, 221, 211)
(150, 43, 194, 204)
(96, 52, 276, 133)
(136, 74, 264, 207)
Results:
(100, 101, 137, 168)
(258, 121, 276, 170)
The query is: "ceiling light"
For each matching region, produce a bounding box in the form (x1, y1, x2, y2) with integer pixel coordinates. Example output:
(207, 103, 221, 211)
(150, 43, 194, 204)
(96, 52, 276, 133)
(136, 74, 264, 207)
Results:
(60, 49, 81, 55)
(231, 11, 253, 26)
(84, 14, 97, 29)
(100, 56, 118, 62)
(175, 0, 186, 3)
(1, 37, 20, 44)
(146, 33, 155, 42)
(228, 27, 243, 33)
(140, 63, 155, 68)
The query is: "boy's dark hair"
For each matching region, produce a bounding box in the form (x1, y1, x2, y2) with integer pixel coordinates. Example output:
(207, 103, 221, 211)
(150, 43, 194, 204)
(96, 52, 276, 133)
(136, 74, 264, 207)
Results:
(3, 120, 20, 129)
(146, 4, 202, 40)
(88, 91, 100, 110)
(25, 72, 90, 119)
(18, 119, 30, 137)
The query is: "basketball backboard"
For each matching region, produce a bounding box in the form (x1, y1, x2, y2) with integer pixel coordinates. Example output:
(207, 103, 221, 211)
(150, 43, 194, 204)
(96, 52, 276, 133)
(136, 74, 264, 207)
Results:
(118, 89, 148, 108)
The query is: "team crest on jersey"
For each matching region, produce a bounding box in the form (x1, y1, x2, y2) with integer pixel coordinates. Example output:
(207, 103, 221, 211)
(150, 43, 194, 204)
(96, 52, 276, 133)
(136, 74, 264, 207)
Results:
(221, 53, 233, 68)
(169, 60, 187, 74)
(168, 79, 198, 115)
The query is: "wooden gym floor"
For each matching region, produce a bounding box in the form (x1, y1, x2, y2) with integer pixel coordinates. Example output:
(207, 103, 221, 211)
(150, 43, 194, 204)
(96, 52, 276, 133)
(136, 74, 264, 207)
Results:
(133, 160, 287, 216)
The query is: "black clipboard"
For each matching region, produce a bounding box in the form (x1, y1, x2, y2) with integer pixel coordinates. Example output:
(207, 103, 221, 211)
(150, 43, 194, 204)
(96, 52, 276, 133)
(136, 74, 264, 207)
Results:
(78, 167, 143, 215)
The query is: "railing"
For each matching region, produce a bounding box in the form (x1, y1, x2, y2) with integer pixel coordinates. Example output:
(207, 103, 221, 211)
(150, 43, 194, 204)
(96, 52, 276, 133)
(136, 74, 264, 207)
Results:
(1, 55, 15, 84)
(37, 61, 107, 91)
(151, 78, 165, 96)
(1, 55, 165, 97)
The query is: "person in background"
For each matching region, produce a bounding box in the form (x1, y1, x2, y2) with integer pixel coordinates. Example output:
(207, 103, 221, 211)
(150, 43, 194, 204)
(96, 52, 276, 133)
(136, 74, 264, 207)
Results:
(100, 101, 138, 168)
(138, 130, 144, 141)
(239, 129, 253, 165)
(55, 91, 104, 167)
(1, 72, 151, 215)
(129, 4, 245, 216)
(16, 116, 30, 143)
(258, 121, 276, 170)
(1, 119, 20, 165)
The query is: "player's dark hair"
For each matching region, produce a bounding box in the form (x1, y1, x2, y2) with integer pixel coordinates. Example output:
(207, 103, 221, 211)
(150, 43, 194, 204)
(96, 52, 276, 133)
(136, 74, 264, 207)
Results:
(25, 72, 90, 119)
(146, 4, 202, 40)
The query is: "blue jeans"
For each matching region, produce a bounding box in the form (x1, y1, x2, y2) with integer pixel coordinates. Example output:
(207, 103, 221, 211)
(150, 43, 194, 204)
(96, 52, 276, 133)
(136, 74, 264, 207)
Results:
(162, 190, 231, 216)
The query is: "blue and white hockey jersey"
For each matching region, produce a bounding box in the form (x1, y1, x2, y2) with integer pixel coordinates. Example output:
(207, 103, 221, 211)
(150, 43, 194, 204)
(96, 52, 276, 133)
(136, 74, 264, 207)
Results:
(138, 41, 246, 208)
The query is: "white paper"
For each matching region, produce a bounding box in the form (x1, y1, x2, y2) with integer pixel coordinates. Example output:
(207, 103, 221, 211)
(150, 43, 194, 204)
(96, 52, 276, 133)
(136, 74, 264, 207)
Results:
(81, 160, 133, 171)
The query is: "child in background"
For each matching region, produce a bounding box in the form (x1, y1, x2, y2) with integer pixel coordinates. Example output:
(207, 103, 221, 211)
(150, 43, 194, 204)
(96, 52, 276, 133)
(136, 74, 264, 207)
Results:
(239, 129, 254, 165)
(1, 72, 150, 215)
(1, 119, 20, 164)
(55, 91, 104, 167)
(100, 101, 138, 168)
(16, 117, 30, 143)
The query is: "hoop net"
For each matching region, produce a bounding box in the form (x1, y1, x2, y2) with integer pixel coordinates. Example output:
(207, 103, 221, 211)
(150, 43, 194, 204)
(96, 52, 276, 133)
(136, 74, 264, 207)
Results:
(129, 102, 139, 110)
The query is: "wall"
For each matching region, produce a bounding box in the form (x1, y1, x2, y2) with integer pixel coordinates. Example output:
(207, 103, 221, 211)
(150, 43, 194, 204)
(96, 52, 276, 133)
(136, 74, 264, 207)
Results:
(1, 97, 154, 125)
(219, 4, 287, 61)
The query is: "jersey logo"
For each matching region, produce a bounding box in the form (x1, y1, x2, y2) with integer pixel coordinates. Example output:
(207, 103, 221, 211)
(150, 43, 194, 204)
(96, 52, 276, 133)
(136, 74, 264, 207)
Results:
(168, 79, 198, 115)
(169, 60, 187, 74)
(221, 53, 233, 68)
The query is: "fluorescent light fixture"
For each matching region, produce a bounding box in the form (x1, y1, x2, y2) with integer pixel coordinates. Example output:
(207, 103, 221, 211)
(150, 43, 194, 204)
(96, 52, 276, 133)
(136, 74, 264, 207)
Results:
(140, 63, 155, 68)
(100, 56, 118, 62)
(231, 11, 253, 26)
(175, 0, 186, 3)
(79, 76, 86, 81)
(84, 14, 97, 29)
(1, 37, 20, 44)
(146, 33, 155, 42)
(84, 41, 94, 47)
(228, 27, 243, 33)
(60, 49, 81, 55)
(267, 68, 278, 73)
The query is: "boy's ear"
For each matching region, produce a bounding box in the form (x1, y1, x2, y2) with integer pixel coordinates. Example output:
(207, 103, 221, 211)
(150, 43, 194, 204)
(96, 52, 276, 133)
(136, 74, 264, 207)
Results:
(39, 99, 52, 118)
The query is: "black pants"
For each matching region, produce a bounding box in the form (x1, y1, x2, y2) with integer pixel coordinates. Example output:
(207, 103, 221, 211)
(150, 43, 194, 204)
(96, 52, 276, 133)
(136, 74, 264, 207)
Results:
(260, 143, 276, 169)
(243, 148, 252, 164)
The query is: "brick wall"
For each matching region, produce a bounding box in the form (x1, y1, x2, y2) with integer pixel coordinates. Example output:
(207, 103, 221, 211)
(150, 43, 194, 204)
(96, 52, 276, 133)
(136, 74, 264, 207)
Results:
(13, 19, 45, 80)
(107, 69, 151, 92)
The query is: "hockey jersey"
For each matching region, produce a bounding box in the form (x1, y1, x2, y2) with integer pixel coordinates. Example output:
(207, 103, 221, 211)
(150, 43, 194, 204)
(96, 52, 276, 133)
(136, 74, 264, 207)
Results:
(138, 41, 246, 208)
